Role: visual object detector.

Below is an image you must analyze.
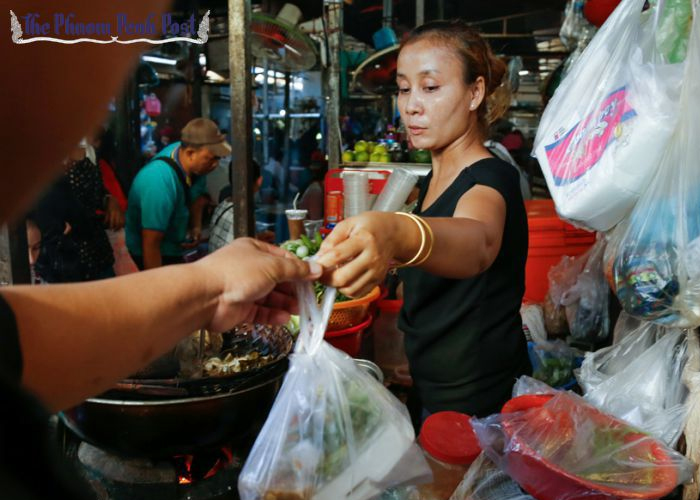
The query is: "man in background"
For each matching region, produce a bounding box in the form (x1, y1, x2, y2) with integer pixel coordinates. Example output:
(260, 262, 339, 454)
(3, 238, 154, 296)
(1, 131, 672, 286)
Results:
(126, 118, 229, 269)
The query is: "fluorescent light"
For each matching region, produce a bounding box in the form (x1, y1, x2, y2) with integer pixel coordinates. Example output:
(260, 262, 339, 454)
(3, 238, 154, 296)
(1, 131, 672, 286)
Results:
(142, 55, 177, 66)
(518, 70, 530, 76)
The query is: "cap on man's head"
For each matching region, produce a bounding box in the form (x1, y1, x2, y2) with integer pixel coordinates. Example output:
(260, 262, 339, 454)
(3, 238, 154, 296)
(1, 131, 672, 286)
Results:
(181, 118, 232, 157)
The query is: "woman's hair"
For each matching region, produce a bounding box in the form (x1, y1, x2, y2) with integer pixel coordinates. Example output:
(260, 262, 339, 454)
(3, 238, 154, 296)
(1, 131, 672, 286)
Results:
(401, 19, 510, 134)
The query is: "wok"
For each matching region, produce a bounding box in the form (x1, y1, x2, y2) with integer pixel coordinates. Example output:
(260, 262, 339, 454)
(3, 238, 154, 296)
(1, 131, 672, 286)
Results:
(61, 324, 293, 458)
(61, 360, 287, 458)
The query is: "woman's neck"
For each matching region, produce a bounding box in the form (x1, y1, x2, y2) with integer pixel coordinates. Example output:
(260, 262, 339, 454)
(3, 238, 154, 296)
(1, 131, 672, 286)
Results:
(430, 128, 489, 181)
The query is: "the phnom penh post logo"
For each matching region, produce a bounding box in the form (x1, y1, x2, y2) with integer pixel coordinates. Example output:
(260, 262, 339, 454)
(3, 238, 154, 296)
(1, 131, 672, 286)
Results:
(10, 10, 210, 44)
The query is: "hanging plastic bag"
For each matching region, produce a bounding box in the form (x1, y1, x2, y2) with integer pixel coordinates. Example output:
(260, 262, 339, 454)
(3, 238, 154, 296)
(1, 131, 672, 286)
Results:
(449, 453, 534, 500)
(560, 238, 610, 342)
(580, 327, 689, 446)
(472, 390, 695, 500)
(611, 5, 700, 327)
(238, 280, 431, 500)
(533, 0, 685, 231)
(575, 313, 661, 392)
(543, 251, 588, 338)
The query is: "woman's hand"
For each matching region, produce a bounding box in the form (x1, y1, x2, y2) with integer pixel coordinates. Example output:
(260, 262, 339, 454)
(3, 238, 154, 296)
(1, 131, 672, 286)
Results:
(316, 212, 409, 298)
(195, 238, 323, 331)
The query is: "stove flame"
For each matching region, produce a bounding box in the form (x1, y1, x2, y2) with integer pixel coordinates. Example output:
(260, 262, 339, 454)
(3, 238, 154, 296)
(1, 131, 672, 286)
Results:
(174, 446, 234, 485)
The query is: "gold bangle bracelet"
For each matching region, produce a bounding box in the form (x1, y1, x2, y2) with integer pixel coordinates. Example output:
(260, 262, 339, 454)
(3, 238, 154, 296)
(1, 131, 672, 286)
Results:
(412, 216, 434, 267)
(394, 211, 427, 268)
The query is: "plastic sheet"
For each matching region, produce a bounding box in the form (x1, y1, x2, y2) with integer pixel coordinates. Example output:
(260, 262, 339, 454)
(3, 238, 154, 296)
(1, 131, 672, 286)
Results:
(610, 4, 700, 327)
(533, 0, 685, 231)
(238, 280, 431, 500)
(472, 391, 696, 500)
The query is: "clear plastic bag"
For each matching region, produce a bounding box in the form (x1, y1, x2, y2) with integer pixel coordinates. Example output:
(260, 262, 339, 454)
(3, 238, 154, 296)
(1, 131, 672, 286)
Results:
(611, 5, 700, 327)
(529, 340, 581, 389)
(238, 280, 431, 500)
(472, 391, 696, 500)
(579, 327, 689, 446)
(560, 238, 610, 342)
(533, 0, 685, 231)
(449, 453, 534, 500)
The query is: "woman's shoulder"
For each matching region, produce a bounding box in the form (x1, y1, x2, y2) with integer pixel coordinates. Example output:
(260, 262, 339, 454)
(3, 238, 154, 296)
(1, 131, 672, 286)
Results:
(465, 156, 521, 194)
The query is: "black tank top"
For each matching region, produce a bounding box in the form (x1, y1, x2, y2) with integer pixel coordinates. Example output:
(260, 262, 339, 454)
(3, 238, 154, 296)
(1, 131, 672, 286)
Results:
(398, 157, 531, 417)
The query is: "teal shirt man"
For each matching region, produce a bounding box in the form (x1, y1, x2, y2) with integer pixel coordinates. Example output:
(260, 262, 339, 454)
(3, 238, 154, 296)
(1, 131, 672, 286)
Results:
(126, 143, 208, 258)
(125, 118, 230, 269)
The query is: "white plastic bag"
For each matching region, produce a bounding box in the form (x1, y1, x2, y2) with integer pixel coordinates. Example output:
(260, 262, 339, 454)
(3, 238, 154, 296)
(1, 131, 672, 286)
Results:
(580, 327, 689, 446)
(238, 281, 431, 500)
(533, 0, 684, 231)
(610, 4, 700, 327)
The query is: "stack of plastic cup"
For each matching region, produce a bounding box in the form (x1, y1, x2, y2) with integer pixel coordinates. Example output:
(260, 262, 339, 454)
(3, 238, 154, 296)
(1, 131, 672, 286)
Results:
(343, 172, 370, 219)
(371, 168, 419, 212)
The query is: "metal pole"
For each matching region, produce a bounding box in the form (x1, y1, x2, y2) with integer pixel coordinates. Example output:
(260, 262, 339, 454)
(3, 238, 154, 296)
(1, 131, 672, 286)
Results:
(261, 58, 270, 167)
(437, 0, 444, 20)
(282, 72, 291, 202)
(228, 0, 255, 237)
(416, 0, 424, 26)
(324, 0, 343, 169)
(0, 221, 30, 285)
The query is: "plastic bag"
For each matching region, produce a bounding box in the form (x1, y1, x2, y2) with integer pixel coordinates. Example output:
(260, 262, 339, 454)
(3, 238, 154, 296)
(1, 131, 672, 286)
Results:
(575, 313, 661, 392)
(449, 453, 534, 500)
(533, 0, 685, 231)
(520, 304, 547, 344)
(580, 327, 689, 446)
(611, 6, 700, 327)
(472, 391, 695, 500)
(544, 252, 588, 338)
(528, 340, 581, 389)
(560, 238, 610, 342)
(238, 280, 431, 500)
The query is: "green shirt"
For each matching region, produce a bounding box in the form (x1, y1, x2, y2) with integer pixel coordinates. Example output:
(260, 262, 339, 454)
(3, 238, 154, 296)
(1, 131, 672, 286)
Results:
(126, 143, 208, 257)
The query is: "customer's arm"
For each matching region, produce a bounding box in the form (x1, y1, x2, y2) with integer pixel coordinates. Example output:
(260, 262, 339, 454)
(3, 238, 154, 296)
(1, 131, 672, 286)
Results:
(142, 229, 165, 269)
(1, 238, 321, 412)
(189, 195, 211, 242)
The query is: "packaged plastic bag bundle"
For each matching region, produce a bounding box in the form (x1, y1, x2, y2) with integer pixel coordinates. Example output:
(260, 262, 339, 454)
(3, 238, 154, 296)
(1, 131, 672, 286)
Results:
(580, 327, 689, 446)
(472, 390, 695, 500)
(533, 0, 685, 231)
(611, 5, 700, 327)
(238, 281, 431, 500)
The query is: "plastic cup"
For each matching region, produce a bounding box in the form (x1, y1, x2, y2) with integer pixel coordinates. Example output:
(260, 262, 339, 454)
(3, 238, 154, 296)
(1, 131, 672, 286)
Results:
(285, 209, 308, 240)
(372, 168, 419, 212)
(343, 172, 370, 219)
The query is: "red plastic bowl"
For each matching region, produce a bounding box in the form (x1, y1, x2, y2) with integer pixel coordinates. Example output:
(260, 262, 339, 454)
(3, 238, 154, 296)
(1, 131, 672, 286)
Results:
(324, 315, 372, 358)
(499, 393, 679, 500)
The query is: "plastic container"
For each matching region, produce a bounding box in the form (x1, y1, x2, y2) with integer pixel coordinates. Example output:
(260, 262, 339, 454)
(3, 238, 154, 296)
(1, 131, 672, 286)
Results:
(418, 411, 481, 500)
(328, 286, 381, 330)
(372, 299, 408, 383)
(499, 393, 681, 500)
(325, 315, 373, 357)
(525, 199, 596, 303)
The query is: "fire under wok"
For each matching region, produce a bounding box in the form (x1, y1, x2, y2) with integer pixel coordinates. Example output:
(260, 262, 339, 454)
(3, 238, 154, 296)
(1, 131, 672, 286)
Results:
(60, 324, 293, 458)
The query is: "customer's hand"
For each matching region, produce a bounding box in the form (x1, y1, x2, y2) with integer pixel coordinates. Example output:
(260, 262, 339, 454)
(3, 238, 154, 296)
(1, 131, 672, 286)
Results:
(316, 211, 399, 298)
(195, 238, 322, 331)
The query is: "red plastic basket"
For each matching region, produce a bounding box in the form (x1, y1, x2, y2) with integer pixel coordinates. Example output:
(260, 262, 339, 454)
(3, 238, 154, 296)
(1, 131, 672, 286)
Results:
(324, 315, 373, 358)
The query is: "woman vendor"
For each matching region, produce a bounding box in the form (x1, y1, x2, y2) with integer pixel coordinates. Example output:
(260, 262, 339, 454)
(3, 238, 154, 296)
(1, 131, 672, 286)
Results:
(318, 20, 531, 419)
